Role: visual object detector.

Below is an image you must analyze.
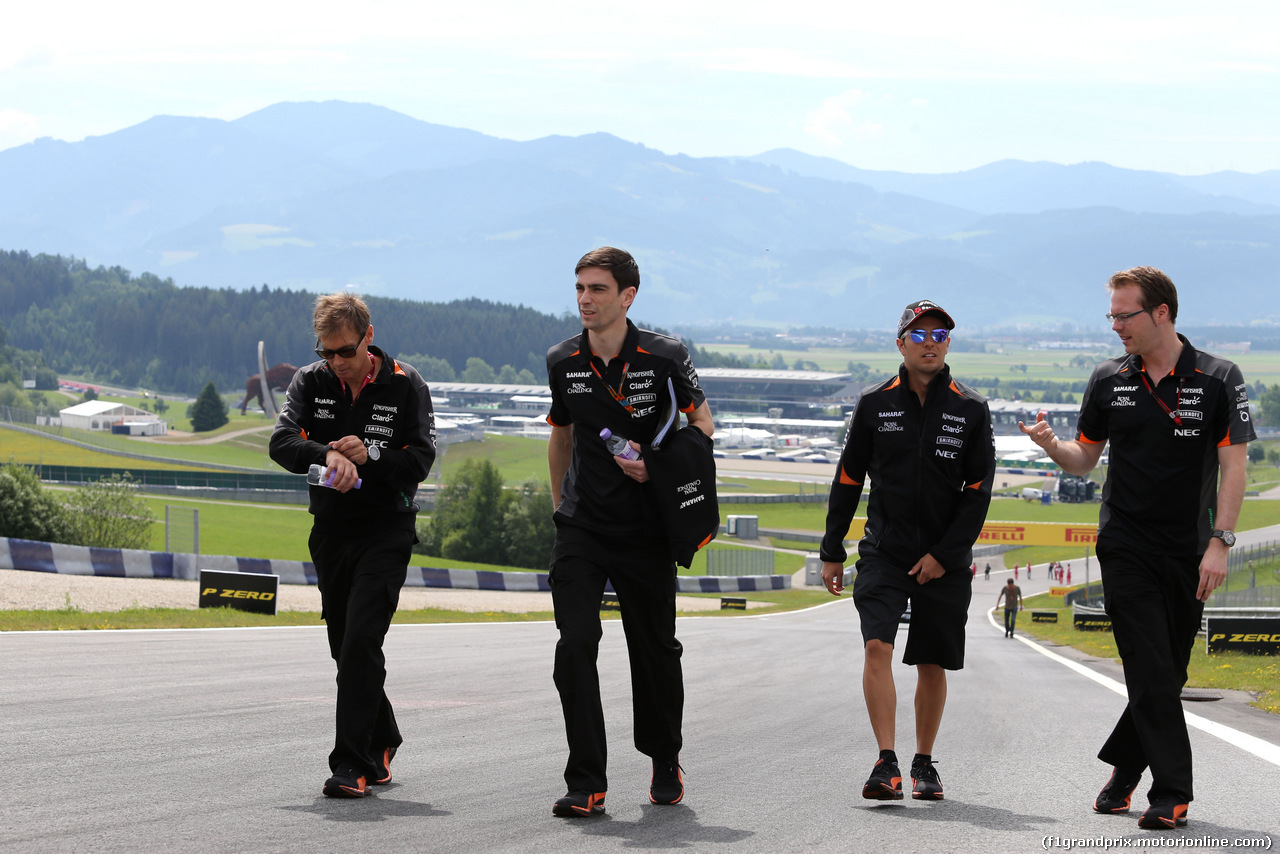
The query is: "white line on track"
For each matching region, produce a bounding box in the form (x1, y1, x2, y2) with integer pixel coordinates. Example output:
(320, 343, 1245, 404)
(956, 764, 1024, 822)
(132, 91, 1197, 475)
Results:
(985, 607, 1280, 768)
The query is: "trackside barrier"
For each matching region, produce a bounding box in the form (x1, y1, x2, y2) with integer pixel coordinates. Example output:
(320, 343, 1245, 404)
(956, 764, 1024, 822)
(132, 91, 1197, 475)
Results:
(0, 537, 790, 594)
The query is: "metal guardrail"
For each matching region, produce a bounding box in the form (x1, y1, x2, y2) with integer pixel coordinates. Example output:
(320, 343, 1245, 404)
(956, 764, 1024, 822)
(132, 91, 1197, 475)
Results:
(705, 550, 775, 576)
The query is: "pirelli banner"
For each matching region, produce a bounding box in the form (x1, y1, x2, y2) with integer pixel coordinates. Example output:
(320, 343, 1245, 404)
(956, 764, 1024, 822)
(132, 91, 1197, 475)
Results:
(199, 569, 279, 615)
(840, 520, 1098, 548)
(1206, 618, 1280, 656)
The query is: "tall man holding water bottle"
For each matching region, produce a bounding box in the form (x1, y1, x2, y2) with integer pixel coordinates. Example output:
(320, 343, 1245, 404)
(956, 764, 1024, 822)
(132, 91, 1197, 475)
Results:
(270, 291, 436, 798)
(545, 247, 714, 817)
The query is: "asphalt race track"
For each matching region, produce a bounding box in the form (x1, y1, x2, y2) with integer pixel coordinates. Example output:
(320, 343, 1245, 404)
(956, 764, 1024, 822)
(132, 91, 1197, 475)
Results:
(1, 572, 1277, 853)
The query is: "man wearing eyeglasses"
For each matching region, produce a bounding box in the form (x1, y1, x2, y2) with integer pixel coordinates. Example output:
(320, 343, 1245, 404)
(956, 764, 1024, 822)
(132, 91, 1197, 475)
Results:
(1018, 267, 1253, 830)
(270, 291, 436, 799)
(820, 299, 995, 803)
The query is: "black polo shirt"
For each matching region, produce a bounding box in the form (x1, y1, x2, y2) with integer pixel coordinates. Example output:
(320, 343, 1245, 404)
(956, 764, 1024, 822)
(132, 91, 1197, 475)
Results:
(546, 319, 705, 536)
(1076, 334, 1254, 557)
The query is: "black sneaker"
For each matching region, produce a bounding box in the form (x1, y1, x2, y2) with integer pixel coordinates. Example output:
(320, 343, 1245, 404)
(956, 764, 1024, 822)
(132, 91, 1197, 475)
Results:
(323, 765, 369, 798)
(1138, 799, 1188, 829)
(650, 757, 684, 805)
(862, 757, 904, 800)
(552, 790, 606, 817)
(910, 757, 943, 800)
(1093, 768, 1141, 814)
(372, 746, 397, 786)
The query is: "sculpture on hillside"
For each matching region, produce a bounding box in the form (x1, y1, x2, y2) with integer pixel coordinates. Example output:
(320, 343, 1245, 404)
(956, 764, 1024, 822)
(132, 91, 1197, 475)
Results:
(240, 363, 298, 415)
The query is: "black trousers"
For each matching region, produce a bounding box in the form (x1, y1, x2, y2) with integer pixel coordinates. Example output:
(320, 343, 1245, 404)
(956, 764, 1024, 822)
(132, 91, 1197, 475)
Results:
(550, 543, 684, 794)
(309, 524, 413, 777)
(1096, 537, 1203, 804)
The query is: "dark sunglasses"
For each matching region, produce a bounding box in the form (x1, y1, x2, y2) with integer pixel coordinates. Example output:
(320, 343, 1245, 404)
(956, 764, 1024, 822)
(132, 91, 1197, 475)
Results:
(315, 340, 361, 360)
(906, 328, 949, 344)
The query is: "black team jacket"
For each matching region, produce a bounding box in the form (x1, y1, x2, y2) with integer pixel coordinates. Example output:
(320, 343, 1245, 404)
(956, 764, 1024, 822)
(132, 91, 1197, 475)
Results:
(269, 345, 436, 529)
(819, 364, 995, 571)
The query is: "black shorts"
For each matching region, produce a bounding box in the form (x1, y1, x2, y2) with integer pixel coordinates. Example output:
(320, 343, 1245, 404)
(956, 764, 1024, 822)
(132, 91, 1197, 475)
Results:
(852, 555, 972, 670)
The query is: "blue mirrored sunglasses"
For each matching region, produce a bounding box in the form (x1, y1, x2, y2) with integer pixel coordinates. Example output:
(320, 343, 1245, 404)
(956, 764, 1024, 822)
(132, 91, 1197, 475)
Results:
(906, 328, 949, 344)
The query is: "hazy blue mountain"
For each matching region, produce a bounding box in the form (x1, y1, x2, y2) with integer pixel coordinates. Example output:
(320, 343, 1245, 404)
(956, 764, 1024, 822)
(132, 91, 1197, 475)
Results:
(2, 100, 1278, 329)
(748, 149, 1280, 216)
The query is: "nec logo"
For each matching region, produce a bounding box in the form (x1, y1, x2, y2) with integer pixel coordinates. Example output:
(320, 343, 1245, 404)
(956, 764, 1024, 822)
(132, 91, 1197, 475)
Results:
(936, 449, 957, 459)
(1174, 428, 1201, 437)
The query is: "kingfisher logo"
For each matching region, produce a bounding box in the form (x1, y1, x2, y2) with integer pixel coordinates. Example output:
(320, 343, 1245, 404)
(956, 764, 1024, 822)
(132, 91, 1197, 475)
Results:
(978, 525, 1026, 543)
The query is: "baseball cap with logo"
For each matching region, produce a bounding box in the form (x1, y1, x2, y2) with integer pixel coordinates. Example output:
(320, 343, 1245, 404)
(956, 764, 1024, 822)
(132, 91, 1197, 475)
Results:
(896, 299, 955, 338)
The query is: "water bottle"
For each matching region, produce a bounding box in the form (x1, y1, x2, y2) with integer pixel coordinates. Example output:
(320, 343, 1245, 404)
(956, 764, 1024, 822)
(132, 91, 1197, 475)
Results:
(599, 428, 641, 461)
(307, 463, 362, 490)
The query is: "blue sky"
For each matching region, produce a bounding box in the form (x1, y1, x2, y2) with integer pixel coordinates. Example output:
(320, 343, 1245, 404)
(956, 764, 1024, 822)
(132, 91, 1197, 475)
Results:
(3, 0, 1278, 174)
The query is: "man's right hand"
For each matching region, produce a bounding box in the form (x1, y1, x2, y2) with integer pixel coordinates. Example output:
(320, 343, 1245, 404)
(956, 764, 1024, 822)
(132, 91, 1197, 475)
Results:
(821, 561, 845, 596)
(1017, 410, 1056, 451)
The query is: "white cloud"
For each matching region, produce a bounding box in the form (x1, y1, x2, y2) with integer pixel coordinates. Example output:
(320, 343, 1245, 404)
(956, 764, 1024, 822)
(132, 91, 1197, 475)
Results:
(804, 90, 884, 147)
(0, 109, 41, 148)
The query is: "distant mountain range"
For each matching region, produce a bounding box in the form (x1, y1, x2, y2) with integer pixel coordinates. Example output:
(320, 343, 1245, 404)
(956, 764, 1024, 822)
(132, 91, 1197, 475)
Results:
(2, 100, 1278, 329)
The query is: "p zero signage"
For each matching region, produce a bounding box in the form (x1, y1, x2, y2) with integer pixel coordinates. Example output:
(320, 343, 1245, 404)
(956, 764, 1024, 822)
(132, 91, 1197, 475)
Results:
(199, 569, 279, 615)
(1206, 618, 1280, 655)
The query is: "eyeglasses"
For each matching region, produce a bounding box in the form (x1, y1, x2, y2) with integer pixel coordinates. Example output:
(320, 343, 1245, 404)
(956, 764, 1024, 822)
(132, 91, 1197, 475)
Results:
(905, 328, 949, 344)
(1105, 308, 1149, 324)
(315, 340, 362, 360)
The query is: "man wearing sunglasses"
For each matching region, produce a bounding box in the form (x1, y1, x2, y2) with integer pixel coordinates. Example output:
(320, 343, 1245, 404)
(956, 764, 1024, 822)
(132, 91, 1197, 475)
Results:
(269, 291, 437, 799)
(820, 299, 995, 803)
(1018, 267, 1253, 830)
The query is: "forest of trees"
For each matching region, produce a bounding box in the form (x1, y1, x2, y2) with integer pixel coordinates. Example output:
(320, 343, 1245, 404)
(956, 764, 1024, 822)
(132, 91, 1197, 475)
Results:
(0, 250, 582, 397)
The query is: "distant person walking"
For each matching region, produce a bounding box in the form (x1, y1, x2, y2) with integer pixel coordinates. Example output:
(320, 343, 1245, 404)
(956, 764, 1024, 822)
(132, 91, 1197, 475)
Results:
(820, 299, 995, 803)
(995, 578, 1023, 638)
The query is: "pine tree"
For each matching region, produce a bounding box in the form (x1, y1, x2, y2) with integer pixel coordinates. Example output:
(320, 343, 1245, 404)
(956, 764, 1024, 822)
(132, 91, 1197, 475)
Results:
(190, 382, 229, 432)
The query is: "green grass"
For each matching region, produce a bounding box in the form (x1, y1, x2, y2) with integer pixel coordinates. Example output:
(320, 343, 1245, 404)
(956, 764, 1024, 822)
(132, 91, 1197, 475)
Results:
(0, 588, 834, 631)
(10, 420, 277, 469)
(2, 429, 211, 470)
(1015, 592, 1280, 715)
(435, 434, 549, 486)
(697, 344, 1280, 389)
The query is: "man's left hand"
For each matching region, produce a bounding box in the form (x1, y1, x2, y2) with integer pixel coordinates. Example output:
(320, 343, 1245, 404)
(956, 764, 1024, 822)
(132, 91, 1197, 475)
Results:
(329, 435, 370, 465)
(1196, 542, 1229, 602)
(908, 553, 946, 584)
(613, 441, 649, 482)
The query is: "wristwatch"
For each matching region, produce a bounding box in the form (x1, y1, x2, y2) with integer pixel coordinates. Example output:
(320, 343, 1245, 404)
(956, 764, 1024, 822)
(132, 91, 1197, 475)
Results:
(366, 444, 381, 462)
(1210, 529, 1235, 547)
